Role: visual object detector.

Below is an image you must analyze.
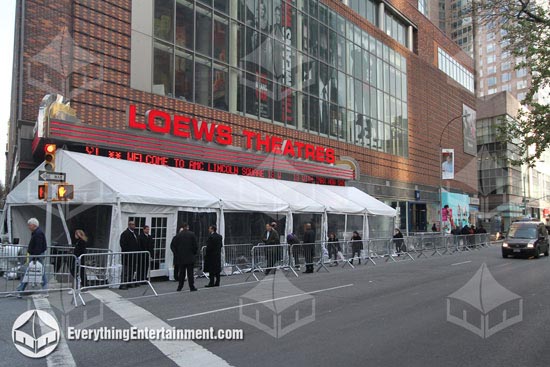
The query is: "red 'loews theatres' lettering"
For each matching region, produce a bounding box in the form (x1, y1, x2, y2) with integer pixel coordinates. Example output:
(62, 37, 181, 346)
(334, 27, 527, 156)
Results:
(128, 105, 233, 145)
(128, 105, 335, 164)
(242, 130, 335, 164)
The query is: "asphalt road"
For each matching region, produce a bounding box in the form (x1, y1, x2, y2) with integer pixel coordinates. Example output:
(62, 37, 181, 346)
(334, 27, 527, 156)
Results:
(1, 245, 549, 367)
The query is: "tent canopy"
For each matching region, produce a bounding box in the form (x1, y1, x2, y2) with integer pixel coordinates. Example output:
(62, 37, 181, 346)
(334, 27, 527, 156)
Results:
(6, 150, 396, 217)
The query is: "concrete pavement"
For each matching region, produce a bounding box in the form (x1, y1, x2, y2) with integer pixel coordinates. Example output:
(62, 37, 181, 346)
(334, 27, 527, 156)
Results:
(1, 245, 549, 367)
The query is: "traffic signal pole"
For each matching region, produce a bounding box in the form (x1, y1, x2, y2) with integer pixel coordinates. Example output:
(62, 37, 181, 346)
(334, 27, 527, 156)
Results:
(45, 181, 53, 253)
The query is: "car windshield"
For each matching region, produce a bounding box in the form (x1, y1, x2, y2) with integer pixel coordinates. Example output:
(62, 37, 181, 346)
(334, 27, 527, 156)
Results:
(508, 226, 537, 239)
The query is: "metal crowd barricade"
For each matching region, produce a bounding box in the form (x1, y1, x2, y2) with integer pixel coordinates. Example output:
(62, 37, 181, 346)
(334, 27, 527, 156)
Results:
(289, 242, 329, 273)
(1, 253, 79, 304)
(247, 244, 297, 281)
(324, 240, 352, 268)
(223, 243, 256, 275)
(388, 238, 415, 261)
(367, 238, 390, 264)
(77, 251, 157, 306)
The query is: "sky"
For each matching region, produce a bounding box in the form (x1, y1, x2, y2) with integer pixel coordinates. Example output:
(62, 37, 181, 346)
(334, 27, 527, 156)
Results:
(0, 0, 16, 186)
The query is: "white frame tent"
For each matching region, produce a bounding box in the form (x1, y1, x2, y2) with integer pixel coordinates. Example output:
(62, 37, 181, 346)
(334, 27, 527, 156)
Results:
(2, 150, 396, 276)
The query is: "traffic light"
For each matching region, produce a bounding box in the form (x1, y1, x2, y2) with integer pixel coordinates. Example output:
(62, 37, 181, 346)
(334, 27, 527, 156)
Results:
(56, 184, 74, 200)
(44, 144, 57, 172)
(38, 183, 48, 200)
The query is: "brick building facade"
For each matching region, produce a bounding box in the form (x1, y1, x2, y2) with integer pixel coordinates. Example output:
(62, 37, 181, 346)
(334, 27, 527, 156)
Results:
(7, 0, 477, 233)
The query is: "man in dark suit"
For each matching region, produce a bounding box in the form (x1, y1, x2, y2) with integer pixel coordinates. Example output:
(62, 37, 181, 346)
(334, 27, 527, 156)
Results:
(120, 220, 139, 289)
(261, 223, 280, 275)
(137, 225, 155, 285)
(204, 225, 223, 288)
(303, 223, 316, 273)
(170, 223, 198, 292)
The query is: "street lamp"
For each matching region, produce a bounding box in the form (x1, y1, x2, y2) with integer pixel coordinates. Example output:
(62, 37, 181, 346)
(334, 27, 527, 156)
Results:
(439, 113, 470, 234)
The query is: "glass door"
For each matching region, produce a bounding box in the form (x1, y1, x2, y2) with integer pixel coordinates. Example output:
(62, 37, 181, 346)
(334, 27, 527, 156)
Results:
(127, 214, 173, 277)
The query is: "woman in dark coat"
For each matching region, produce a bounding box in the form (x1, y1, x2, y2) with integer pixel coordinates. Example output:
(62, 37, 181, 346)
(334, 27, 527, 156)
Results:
(350, 231, 362, 265)
(72, 229, 88, 288)
(327, 232, 341, 266)
(204, 225, 223, 287)
(393, 228, 405, 254)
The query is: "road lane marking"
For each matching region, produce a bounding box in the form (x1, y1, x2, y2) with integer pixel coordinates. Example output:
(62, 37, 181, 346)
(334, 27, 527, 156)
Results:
(127, 278, 273, 301)
(32, 296, 77, 367)
(90, 290, 232, 367)
(451, 261, 472, 266)
(167, 283, 354, 321)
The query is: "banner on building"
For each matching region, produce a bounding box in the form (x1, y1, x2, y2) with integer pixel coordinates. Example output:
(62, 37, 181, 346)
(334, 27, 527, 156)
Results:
(463, 104, 477, 156)
(442, 148, 454, 180)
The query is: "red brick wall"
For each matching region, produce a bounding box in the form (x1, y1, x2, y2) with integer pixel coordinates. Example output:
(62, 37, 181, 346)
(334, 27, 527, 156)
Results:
(19, 0, 477, 194)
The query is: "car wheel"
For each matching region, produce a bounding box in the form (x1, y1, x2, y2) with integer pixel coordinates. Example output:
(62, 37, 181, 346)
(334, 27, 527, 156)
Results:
(544, 246, 549, 257)
(502, 252, 508, 259)
(534, 247, 540, 259)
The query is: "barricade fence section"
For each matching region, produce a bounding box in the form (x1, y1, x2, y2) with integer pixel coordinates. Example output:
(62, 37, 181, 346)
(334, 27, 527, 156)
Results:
(222, 243, 257, 275)
(367, 239, 389, 263)
(78, 251, 157, 306)
(289, 242, 328, 273)
(247, 244, 298, 281)
(0, 234, 498, 291)
(0, 253, 79, 304)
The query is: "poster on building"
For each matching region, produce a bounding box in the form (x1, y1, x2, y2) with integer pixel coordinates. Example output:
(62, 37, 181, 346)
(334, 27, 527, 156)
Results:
(463, 104, 477, 156)
(441, 192, 470, 233)
(442, 148, 454, 180)
(240, 0, 295, 123)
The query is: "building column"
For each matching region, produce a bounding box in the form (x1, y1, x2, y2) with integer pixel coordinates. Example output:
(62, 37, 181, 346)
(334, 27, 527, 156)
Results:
(229, 0, 238, 113)
(378, 2, 385, 30)
(407, 25, 414, 52)
(296, 1, 303, 131)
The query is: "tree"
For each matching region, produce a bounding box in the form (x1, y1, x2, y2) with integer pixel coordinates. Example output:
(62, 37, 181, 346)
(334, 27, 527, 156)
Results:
(473, 0, 550, 166)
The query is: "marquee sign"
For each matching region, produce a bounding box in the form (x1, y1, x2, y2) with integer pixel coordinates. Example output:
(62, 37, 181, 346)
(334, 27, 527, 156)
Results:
(77, 145, 346, 186)
(128, 105, 335, 164)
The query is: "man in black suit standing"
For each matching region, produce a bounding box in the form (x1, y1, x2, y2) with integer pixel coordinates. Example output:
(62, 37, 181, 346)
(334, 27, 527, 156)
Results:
(261, 223, 280, 275)
(303, 223, 316, 273)
(120, 220, 140, 289)
(204, 225, 223, 288)
(170, 223, 198, 292)
(137, 225, 155, 285)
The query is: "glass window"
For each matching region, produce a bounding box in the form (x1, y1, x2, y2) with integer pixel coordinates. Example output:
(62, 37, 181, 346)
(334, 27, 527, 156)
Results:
(225, 212, 286, 245)
(154, 0, 174, 42)
(213, 63, 229, 110)
(153, 43, 173, 96)
(213, 14, 229, 62)
(195, 57, 212, 106)
(175, 50, 193, 101)
(176, 0, 194, 49)
(196, 5, 212, 56)
(141, 0, 409, 156)
(293, 214, 322, 241)
(516, 68, 528, 78)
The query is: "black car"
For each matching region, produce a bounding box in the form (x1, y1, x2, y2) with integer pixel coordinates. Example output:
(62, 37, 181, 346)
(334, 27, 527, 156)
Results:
(502, 221, 550, 258)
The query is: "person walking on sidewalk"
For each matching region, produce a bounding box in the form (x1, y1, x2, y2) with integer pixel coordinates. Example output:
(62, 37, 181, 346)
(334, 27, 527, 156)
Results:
(15, 218, 48, 297)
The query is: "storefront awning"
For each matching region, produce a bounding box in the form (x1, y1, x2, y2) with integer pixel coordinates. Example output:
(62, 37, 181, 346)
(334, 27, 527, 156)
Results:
(6, 150, 396, 217)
